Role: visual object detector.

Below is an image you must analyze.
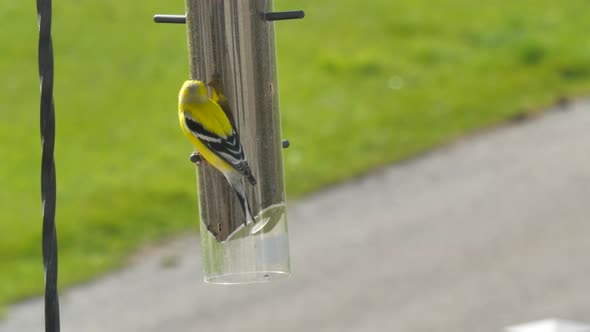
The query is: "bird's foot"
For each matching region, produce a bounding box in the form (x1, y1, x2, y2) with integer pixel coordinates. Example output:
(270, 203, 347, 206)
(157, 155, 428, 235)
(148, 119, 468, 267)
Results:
(189, 151, 202, 165)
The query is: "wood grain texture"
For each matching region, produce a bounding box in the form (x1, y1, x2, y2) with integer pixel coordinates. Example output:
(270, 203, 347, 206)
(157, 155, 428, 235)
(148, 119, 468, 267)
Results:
(185, 0, 285, 242)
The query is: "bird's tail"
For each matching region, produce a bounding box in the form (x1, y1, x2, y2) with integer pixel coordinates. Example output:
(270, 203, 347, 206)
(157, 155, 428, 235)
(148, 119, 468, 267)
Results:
(226, 172, 255, 225)
(235, 187, 254, 226)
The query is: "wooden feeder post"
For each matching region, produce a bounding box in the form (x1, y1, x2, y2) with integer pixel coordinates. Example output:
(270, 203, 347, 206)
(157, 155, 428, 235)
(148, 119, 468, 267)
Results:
(183, 0, 303, 283)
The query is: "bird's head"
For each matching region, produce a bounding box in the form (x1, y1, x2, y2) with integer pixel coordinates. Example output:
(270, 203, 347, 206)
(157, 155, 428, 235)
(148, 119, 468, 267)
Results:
(179, 80, 208, 104)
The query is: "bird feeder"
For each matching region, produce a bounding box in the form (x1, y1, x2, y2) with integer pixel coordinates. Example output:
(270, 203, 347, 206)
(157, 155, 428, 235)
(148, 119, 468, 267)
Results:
(156, 1, 303, 284)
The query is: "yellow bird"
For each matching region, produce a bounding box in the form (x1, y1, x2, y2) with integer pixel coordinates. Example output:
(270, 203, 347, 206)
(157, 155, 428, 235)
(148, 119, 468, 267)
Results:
(178, 80, 257, 224)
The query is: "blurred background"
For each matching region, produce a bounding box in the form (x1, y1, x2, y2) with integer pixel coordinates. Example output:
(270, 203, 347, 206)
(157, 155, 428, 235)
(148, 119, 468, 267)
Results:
(1, 0, 590, 331)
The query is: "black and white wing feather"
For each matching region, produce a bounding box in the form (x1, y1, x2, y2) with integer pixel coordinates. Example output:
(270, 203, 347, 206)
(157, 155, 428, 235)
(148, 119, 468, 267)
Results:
(184, 114, 257, 185)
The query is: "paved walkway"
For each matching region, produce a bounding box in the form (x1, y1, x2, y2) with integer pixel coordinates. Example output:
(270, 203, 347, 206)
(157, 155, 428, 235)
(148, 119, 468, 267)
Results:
(1, 102, 589, 332)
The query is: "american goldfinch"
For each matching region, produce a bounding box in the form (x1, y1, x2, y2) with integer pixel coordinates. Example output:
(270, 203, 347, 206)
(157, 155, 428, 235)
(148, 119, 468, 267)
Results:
(178, 80, 257, 225)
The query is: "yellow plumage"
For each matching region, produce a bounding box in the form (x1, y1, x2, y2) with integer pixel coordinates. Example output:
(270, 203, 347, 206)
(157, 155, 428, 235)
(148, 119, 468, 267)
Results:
(179, 102, 232, 171)
(178, 80, 257, 224)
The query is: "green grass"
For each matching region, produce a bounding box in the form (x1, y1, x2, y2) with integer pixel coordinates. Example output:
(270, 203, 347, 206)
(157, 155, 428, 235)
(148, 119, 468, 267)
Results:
(2, 0, 590, 313)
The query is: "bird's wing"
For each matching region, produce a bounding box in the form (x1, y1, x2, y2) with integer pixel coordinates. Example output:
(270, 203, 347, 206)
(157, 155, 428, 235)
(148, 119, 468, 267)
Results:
(207, 80, 238, 131)
(183, 112, 254, 179)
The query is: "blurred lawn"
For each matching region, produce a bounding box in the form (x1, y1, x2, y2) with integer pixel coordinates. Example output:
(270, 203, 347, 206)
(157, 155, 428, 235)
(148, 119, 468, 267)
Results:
(2, 0, 590, 312)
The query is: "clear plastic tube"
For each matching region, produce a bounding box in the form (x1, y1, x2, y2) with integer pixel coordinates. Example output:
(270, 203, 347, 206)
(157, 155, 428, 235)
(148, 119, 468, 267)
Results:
(186, 0, 290, 283)
(200, 203, 290, 284)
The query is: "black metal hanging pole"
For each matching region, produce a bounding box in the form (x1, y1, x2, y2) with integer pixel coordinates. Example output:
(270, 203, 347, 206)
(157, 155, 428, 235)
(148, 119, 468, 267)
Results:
(37, 0, 60, 330)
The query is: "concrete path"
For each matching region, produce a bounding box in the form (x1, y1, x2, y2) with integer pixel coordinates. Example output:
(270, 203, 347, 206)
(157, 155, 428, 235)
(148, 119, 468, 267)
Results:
(1, 102, 589, 332)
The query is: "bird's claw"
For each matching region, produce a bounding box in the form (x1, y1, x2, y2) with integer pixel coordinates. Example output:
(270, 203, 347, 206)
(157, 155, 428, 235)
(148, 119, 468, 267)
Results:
(190, 151, 202, 165)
